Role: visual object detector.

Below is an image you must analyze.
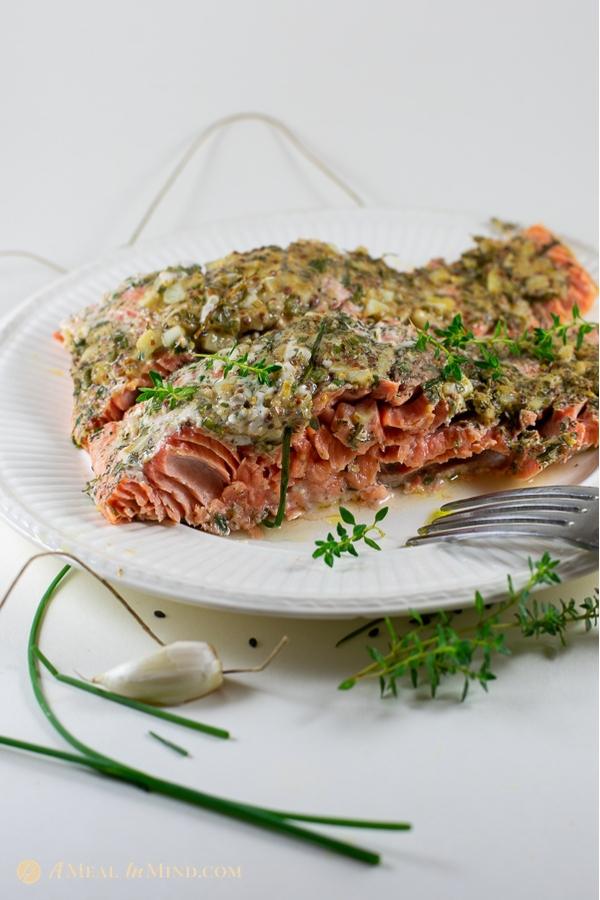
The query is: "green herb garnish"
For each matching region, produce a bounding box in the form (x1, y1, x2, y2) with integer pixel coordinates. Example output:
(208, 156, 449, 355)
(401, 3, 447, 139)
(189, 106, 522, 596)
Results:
(338, 554, 599, 698)
(262, 322, 328, 530)
(197, 347, 282, 386)
(148, 730, 190, 757)
(137, 346, 283, 410)
(137, 370, 198, 409)
(308, 258, 329, 273)
(263, 426, 292, 529)
(313, 506, 389, 567)
(300, 318, 328, 384)
(0, 565, 411, 865)
(570, 304, 595, 350)
(33, 646, 229, 740)
(414, 307, 596, 383)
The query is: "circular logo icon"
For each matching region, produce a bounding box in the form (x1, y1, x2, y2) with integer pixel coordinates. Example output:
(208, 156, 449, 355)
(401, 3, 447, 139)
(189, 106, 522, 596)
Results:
(16, 860, 42, 885)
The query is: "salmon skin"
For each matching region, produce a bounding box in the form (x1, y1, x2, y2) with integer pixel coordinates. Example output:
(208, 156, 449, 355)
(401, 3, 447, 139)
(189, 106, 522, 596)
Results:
(84, 305, 598, 535)
(57, 225, 596, 448)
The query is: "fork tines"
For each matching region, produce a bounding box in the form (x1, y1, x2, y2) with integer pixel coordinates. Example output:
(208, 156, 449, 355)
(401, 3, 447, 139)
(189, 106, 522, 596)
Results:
(406, 485, 599, 551)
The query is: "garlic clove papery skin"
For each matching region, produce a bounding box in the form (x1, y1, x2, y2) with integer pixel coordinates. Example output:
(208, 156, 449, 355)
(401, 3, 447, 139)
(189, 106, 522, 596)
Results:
(92, 641, 224, 705)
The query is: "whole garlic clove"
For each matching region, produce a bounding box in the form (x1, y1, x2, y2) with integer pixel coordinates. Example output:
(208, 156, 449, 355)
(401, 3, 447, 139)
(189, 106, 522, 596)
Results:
(92, 641, 223, 705)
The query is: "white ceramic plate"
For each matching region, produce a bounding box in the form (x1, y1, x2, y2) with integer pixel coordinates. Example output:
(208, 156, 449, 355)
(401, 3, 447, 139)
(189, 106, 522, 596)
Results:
(0, 209, 597, 617)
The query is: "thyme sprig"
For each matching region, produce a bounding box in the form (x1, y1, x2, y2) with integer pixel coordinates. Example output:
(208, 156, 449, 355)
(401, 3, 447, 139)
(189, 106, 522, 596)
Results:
(414, 306, 595, 383)
(313, 507, 389, 567)
(197, 347, 282, 386)
(137, 370, 198, 409)
(136, 349, 282, 410)
(338, 554, 598, 699)
(530, 307, 595, 357)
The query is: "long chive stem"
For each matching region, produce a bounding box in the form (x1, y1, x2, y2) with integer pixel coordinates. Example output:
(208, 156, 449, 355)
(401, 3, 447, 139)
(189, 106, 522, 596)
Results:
(28, 566, 114, 762)
(236, 806, 411, 830)
(263, 426, 292, 528)
(0, 732, 407, 831)
(34, 647, 229, 740)
(0, 734, 381, 865)
(8, 564, 412, 865)
(299, 318, 328, 382)
(262, 320, 328, 531)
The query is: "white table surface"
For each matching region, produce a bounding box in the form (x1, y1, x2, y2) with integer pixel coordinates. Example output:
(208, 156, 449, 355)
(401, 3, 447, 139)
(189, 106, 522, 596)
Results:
(0, 1, 597, 898)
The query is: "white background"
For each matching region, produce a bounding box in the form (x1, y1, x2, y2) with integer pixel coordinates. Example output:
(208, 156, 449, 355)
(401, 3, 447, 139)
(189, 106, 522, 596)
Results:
(0, 1, 597, 898)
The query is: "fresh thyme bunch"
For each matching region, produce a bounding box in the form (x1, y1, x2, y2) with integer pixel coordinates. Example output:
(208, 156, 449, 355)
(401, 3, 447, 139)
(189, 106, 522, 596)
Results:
(338, 554, 598, 701)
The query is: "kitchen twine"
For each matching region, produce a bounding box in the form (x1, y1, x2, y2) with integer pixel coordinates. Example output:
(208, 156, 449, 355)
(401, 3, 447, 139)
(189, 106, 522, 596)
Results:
(0, 111, 365, 277)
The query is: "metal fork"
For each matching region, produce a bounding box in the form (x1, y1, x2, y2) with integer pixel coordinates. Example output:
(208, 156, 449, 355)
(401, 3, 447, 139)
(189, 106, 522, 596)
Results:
(406, 485, 599, 551)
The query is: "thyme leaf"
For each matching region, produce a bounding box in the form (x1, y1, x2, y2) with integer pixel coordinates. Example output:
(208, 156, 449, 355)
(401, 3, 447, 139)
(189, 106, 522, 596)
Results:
(313, 506, 389, 567)
(136, 371, 198, 409)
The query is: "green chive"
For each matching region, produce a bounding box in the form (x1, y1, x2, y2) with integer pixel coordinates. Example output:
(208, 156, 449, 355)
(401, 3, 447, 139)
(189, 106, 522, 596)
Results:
(148, 730, 190, 757)
(263, 426, 292, 528)
(33, 647, 229, 740)
(0, 564, 412, 866)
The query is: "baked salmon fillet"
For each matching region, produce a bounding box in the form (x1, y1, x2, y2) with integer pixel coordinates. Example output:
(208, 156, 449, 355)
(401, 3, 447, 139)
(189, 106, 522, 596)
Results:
(57, 225, 596, 448)
(86, 310, 598, 535)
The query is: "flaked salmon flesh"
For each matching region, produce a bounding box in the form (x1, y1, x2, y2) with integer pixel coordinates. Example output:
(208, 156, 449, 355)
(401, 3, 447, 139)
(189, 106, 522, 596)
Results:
(55, 224, 598, 535)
